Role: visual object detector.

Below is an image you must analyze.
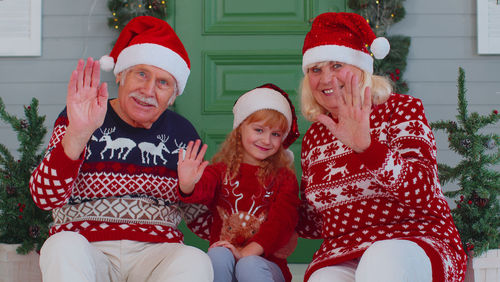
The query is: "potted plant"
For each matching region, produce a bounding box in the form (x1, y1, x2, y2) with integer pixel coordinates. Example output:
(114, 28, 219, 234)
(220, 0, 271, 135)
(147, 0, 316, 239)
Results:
(431, 67, 500, 282)
(0, 97, 50, 281)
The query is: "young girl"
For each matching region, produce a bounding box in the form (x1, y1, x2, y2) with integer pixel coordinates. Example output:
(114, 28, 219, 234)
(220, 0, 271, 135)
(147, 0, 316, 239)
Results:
(177, 84, 301, 282)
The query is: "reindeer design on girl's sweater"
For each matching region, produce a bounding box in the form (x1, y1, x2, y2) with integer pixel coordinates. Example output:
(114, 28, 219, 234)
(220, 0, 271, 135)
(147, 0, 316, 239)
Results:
(217, 179, 271, 248)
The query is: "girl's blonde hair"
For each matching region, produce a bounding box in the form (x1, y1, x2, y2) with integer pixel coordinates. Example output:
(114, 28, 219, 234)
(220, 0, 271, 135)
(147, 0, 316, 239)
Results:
(211, 109, 295, 185)
(300, 62, 393, 122)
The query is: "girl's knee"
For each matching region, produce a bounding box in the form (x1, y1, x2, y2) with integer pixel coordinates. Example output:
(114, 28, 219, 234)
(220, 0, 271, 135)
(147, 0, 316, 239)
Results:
(236, 255, 264, 270)
(235, 256, 266, 280)
(208, 246, 233, 259)
(208, 246, 235, 265)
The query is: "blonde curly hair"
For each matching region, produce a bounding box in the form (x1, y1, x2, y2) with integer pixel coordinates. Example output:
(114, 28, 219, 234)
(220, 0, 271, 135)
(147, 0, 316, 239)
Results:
(211, 109, 295, 185)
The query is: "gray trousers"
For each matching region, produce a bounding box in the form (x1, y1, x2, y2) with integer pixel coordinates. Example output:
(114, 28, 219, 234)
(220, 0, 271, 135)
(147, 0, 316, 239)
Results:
(208, 246, 285, 282)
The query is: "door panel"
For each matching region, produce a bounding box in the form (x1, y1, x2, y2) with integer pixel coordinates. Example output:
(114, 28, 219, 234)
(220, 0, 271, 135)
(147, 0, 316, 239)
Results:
(174, 0, 347, 263)
(204, 0, 313, 34)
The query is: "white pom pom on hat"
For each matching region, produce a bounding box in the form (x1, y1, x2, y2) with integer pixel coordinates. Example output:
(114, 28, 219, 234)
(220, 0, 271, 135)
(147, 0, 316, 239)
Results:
(371, 37, 390, 59)
(302, 12, 391, 74)
(99, 55, 115, 72)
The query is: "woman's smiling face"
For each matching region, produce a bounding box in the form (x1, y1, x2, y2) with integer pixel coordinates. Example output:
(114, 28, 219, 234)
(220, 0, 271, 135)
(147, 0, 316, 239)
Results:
(307, 61, 363, 117)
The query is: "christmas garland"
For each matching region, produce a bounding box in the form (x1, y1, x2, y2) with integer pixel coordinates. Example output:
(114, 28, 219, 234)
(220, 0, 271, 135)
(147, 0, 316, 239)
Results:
(348, 0, 410, 94)
(107, 0, 168, 32)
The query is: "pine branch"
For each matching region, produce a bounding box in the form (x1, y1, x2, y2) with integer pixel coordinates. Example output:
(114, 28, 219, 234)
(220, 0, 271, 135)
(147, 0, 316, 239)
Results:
(0, 97, 51, 254)
(456, 67, 469, 128)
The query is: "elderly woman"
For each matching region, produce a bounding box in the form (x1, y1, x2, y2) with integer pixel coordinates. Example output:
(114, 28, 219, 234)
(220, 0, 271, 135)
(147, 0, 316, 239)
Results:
(296, 12, 467, 282)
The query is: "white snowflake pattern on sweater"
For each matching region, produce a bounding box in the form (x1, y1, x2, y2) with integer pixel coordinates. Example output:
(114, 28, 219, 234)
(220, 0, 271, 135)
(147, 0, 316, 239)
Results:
(297, 94, 467, 282)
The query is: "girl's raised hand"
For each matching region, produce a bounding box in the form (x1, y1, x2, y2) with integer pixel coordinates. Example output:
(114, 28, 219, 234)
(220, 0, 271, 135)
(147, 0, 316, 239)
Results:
(316, 70, 372, 153)
(177, 139, 209, 195)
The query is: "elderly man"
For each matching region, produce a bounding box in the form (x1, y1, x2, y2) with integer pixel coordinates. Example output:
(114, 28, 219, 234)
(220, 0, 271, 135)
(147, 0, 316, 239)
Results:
(29, 16, 213, 282)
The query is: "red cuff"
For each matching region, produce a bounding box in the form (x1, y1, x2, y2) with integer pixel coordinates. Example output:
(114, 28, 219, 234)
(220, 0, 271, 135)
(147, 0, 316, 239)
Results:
(177, 186, 194, 201)
(49, 144, 85, 178)
(355, 137, 389, 171)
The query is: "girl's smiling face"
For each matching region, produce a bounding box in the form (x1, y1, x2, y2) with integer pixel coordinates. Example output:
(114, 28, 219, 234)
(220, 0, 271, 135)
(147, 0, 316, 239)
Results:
(239, 119, 284, 166)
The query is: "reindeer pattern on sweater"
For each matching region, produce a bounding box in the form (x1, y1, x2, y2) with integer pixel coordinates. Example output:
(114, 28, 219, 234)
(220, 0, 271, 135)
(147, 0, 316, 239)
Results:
(29, 100, 200, 243)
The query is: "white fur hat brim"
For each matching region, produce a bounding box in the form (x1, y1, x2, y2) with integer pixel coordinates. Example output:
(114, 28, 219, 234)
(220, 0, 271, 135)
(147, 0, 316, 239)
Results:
(302, 44, 374, 74)
(233, 88, 293, 135)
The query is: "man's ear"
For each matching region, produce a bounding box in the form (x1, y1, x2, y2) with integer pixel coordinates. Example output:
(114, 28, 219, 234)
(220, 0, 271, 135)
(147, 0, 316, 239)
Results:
(115, 72, 122, 85)
(168, 94, 178, 107)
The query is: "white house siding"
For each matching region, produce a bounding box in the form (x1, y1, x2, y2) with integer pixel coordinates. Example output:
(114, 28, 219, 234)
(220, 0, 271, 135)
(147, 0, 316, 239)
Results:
(0, 0, 118, 155)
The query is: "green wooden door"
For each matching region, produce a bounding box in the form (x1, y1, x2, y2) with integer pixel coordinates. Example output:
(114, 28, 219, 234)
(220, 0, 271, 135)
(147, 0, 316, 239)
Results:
(172, 0, 347, 263)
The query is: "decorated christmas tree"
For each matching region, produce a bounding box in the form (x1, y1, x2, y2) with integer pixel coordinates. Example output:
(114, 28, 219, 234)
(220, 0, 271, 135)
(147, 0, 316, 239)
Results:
(0, 97, 51, 254)
(431, 67, 500, 257)
(348, 0, 410, 94)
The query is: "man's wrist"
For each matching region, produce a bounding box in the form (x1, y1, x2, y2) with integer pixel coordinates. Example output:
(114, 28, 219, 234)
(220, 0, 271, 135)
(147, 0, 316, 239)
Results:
(62, 126, 93, 160)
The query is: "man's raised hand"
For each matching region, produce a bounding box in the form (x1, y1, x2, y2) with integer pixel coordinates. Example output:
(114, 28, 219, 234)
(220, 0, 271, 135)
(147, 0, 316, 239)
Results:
(62, 58, 108, 160)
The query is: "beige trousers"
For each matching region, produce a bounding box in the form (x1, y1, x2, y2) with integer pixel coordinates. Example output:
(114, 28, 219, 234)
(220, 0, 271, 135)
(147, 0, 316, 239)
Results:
(39, 231, 213, 282)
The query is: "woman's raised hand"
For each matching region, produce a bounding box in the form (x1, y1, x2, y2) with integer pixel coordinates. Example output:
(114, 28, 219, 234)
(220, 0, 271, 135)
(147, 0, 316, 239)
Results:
(316, 71, 372, 153)
(177, 139, 209, 195)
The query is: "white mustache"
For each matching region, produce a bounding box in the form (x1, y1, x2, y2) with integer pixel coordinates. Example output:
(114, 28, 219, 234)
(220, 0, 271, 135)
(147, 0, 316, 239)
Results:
(129, 92, 158, 107)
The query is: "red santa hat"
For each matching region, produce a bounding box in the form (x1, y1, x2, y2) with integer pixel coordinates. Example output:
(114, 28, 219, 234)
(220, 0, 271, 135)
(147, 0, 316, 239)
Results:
(232, 83, 300, 149)
(99, 16, 190, 95)
(302, 12, 390, 74)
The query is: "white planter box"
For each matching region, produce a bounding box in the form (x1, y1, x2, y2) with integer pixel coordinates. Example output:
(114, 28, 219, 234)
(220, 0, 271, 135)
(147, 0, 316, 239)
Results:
(0, 243, 42, 282)
(465, 249, 500, 282)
